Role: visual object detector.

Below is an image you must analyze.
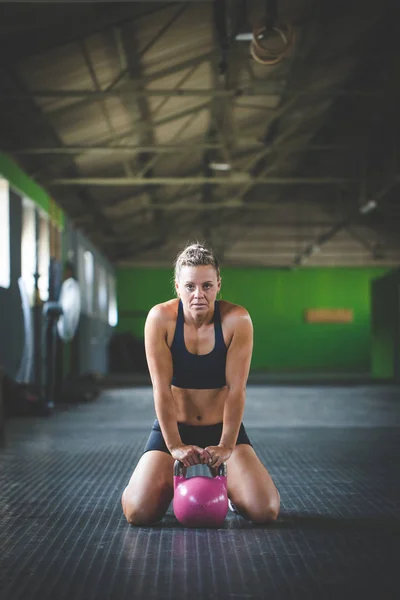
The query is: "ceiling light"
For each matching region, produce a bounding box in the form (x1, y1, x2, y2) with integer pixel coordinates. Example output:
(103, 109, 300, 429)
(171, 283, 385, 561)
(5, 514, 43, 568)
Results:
(209, 161, 232, 172)
(359, 200, 377, 214)
(235, 33, 253, 41)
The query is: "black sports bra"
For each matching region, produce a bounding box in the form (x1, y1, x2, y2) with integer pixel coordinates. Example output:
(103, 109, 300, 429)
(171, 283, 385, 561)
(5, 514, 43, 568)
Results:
(170, 300, 227, 389)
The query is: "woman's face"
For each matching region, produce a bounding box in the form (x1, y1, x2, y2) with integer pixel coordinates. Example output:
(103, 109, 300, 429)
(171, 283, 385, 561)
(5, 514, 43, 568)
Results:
(175, 265, 221, 313)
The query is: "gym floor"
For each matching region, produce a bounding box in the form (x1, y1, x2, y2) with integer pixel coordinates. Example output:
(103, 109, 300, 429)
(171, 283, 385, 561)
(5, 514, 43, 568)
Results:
(0, 385, 399, 600)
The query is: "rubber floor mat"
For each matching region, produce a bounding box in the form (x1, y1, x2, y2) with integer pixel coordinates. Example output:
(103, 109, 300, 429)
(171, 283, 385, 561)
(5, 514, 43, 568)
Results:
(0, 386, 399, 600)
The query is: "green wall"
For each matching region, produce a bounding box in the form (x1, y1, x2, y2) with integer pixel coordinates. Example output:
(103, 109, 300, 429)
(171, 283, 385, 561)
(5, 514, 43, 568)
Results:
(117, 266, 389, 374)
(0, 152, 64, 227)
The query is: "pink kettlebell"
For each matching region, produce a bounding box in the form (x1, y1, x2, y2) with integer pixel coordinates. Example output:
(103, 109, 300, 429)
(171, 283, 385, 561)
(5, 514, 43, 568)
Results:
(173, 460, 228, 528)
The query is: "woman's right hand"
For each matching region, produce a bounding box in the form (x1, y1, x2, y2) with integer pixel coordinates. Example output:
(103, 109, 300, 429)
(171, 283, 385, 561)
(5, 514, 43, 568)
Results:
(170, 444, 211, 468)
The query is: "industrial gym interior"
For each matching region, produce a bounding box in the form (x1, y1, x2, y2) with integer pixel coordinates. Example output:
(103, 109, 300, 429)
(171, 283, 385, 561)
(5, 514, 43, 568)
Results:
(0, 1, 399, 599)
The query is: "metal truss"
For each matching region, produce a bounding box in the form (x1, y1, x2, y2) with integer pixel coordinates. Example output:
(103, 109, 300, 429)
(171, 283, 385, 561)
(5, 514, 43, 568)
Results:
(46, 176, 363, 187)
(80, 37, 134, 178)
(42, 52, 216, 122)
(0, 88, 382, 100)
(8, 144, 349, 156)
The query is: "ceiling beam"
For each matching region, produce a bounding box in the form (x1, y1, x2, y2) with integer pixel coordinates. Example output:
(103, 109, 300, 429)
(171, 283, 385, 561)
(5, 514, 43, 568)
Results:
(134, 61, 206, 179)
(98, 221, 353, 236)
(105, 3, 188, 91)
(7, 144, 353, 156)
(292, 178, 399, 265)
(113, 21, 165, 255)
(45, 176, 363, 187)
(125, 106, 215, 256)
(0, 88, 383, 100)
(103, 202, 372, 212)
(80, 37, 134, 178)
(0, 88, 271, 99)
(345, 225, 384, 258)
(41, 51, 216, 121)
(6, 142, 261, 155)
(26, 101, 211, 178)
(95, 101, 212, 139)
(114, 26, 156, 152)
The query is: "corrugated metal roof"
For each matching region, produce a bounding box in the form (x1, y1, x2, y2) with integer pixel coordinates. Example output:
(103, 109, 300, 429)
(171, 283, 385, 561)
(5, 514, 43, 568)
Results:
(0, 0, 399, 266)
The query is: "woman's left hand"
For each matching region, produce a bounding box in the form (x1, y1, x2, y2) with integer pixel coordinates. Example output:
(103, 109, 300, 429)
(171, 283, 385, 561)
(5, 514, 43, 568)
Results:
(204, 444, 233, 468)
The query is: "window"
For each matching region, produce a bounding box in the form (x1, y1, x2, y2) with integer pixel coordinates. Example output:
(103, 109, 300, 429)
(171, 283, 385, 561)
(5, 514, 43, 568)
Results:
(97, 264, 108, 322)
(21, 198, 37, 305)
(38, 212, 50, 302)
(108, 273, 118, 327)
(0, 179, 10, 289)
(84, 250, 94, 315)
(78, 245, 94, 315)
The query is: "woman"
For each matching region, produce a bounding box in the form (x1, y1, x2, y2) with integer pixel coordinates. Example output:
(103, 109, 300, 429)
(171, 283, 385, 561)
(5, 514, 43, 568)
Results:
(122, 243, 280, 525)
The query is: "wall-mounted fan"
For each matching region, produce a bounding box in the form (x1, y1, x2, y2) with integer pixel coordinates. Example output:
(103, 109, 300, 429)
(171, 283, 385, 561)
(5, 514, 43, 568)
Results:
(43, 275, 81, 409)
(57, 277, 81, 341)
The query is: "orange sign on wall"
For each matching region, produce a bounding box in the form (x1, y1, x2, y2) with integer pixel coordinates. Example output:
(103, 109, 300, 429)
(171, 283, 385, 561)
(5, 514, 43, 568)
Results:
(304, 309, 354, 323)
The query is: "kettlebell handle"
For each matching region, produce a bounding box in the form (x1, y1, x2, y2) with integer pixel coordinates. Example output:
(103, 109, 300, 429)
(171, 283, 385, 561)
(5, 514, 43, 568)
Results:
(174, 460, 227, 477)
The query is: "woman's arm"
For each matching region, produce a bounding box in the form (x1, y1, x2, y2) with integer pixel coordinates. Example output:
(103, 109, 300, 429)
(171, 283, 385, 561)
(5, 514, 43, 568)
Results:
(206, 307, 253, 467)
(145, 305, 181, 451)
(145, 305, 210, 466)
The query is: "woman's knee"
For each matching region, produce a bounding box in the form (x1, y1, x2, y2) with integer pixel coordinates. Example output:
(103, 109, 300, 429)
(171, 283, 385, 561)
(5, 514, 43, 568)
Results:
(241, 503, 279, 524)
(251, 499, 280, 523)
(236, 492, 280, 524)
(121, 450, 174, 525)
(122, 480, 172, 526)
(124, 502, 165, 526)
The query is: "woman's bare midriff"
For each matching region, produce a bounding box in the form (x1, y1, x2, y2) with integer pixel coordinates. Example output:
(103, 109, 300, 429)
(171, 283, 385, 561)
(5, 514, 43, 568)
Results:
(171, 385, 228, 425)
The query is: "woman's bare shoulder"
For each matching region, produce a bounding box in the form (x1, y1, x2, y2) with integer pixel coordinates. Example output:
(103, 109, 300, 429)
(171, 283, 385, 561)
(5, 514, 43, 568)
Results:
(219, 299, 250, 320)
(219, 301, 252, 338)
(147, 298, 179, 323)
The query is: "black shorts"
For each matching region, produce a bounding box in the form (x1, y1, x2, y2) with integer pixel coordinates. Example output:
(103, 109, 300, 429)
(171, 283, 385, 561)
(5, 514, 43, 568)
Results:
(143, 419, 252, 455)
